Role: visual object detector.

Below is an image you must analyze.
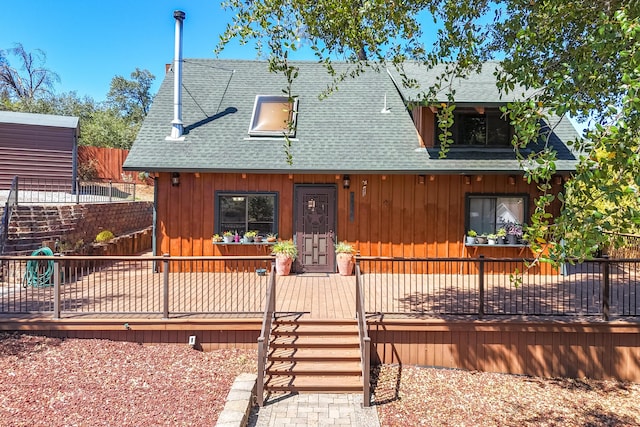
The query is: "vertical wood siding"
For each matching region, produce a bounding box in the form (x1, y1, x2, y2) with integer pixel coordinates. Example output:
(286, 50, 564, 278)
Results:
(412, 106, 435, 148)
(11, 320, 640, 382)
(156, 172, 563, 271)
(369, 321, 640, 382)
(0, 123, 76, 188)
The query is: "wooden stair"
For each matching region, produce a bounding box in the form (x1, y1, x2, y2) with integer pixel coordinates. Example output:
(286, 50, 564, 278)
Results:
(264, 319, 364, 394)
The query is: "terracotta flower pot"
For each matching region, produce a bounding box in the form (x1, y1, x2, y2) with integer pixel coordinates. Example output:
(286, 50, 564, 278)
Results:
(336, 253, 354, 276)
(275, 255, 293, 276)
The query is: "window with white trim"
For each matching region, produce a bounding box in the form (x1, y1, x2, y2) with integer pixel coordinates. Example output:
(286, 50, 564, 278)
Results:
(216, 192, 278, 235)
(466, 194, 528, 235)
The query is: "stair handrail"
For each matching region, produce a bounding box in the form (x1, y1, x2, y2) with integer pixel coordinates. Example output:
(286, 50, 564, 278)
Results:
(0, 176, 19, 255)
(355, 262, 371, 407)
(256, 261, 277, 407)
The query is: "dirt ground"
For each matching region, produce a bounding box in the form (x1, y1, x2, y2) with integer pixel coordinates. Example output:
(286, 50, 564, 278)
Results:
(134, 184, 154, 202)
(2, 333, 640, 426)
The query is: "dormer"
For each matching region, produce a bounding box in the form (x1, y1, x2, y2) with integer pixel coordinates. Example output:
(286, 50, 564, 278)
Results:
(412, 105, 512, 149)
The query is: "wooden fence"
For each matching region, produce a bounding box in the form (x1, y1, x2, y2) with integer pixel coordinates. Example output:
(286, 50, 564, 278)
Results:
(77, 146, 148, 183)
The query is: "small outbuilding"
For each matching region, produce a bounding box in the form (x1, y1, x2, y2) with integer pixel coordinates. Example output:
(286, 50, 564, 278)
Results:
(0, 111, 80, 189)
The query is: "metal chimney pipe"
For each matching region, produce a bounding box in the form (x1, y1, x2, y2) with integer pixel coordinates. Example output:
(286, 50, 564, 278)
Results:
(170, 10, 185, 139)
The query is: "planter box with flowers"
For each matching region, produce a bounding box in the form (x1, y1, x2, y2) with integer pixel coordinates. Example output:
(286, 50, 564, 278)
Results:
(465, 230, 478, 245)
(222, 231, 235, 243)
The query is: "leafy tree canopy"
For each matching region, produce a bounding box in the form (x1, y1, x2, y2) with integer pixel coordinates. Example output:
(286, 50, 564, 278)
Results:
(1, 44, 154, 150)
(107, 67, 155, 122)
(218, 0, 640, 264)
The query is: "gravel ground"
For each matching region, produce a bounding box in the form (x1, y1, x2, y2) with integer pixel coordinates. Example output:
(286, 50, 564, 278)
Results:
(373, 364, 640, 426)
(1, 333, 639, 426)
(0, 333, 255, 427)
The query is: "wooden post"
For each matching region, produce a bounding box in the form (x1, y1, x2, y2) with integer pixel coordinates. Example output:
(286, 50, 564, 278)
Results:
(602, 255, 610, 321)
(478, 255, 485, 318)
(257, 336, 265, 406)
(53, 256, 60, 319)
(363, 336, 371, 407)
(14, 176, 19, 207)
(272, 261, 276, 310)
(163, 254, 170, 318)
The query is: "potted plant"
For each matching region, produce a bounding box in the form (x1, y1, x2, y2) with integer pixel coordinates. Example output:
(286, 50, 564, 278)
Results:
(506, 223, 523, 245)
(466, 230, 477, 245)
(497, 228, 507, 244)
(271, 240, 298, 275)
(244, 230, 257, 242)
(335, 241, 356, 276)
(212, 234, 223, 243)
(223, 231, 234, 243)
(476, 234, 488, 244)
(487, 233, 498, 245)
(266, 233, 277, 243)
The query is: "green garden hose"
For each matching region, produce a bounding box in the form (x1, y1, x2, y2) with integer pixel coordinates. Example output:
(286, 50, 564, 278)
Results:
(22, 247, 55, 288)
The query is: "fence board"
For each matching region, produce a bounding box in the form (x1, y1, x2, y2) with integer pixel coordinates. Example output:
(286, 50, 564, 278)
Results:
(77, 146, 148, 183)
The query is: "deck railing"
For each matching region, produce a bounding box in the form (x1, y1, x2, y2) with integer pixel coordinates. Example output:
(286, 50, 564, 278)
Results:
(1, 176, 137, 205)
(0, 176, 18, 256)
(2, 253, 639, 320)
(357, 256, 640, 319)
(606, 232, 640, 259)
(355, 264, 371, 407)
(0, 255, 273, 318)
(256, 263, 277, 407)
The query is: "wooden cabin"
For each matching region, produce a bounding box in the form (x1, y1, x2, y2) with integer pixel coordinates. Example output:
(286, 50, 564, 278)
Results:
(124, 60, 579, 273)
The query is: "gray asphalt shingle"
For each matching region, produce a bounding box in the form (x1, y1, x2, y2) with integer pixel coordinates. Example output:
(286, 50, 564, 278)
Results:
(123, 59, 579, 174)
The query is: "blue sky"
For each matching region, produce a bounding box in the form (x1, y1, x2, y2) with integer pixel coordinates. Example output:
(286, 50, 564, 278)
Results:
(1, 1, 588, 133)
(1, 0, 289, 102)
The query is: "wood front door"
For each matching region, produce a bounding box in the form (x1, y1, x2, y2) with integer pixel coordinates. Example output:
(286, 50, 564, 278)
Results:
(294, 185, 336, 273)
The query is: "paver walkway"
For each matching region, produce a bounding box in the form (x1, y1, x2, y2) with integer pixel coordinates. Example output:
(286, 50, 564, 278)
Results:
(248, 393, 380, 427)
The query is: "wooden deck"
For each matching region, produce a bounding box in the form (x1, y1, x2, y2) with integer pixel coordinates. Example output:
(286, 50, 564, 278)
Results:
(0, 261, 357, 319)
(2, 258, 640, 383)
(275, 273, 355, 319)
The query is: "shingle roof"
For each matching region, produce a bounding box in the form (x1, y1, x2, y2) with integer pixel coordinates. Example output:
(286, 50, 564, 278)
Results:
(389, 61, 536, 104)
(123, 59, 579, 174)
(0, 111, 79, 129)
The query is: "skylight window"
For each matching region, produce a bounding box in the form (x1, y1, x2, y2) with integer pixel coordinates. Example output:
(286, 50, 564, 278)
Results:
(248, 95, 298, 137)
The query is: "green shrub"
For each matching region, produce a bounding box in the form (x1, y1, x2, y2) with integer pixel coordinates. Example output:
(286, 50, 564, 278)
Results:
(271, 240, 298, 260)
(95, 230, 115, 243)
(334, 241, 355, 254)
